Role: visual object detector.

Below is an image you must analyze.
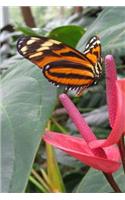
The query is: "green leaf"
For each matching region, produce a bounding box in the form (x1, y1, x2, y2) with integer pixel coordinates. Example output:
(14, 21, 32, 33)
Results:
(49, 25, 86, 48)
(75, 167, 125, 193)
(16, 25, 41, 37)
(0, 56, 57, 192)
(64, 171, 83, 192)
(77, 7, 125, 56)
(46, 143, 65, 192)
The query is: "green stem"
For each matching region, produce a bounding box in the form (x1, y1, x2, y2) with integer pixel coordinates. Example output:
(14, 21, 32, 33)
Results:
(29, 176, 48, 193)
(31, 169, 51, 192)
(118, 135, 125, 174)
(51, 118, 67, 134)
(40, 168, 53, 190)
(103, 173, 122, 193)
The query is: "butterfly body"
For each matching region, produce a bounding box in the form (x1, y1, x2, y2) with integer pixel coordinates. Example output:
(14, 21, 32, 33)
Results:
(17, 35, 102, 95)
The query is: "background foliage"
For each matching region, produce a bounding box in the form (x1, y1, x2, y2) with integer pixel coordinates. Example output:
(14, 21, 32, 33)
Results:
(1, 6, 125, 193)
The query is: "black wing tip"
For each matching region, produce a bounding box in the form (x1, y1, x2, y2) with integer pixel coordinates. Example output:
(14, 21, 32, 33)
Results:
(90, 35, 100, 39)
(16, 35, 30, 52)
(16, 35, 45, 55)
(89, 35, 100, 43)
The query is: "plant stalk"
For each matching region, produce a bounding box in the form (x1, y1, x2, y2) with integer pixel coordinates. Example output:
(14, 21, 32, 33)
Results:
(118, 135, 125, 174)
(103, 172, 122, 193)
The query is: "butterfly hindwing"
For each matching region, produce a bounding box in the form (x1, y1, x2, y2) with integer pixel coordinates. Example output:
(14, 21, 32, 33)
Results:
(43, 60, 95, 89)
(17, 35, 102, 93)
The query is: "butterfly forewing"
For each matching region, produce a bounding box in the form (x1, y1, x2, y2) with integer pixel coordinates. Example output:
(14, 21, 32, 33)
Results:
(17, 35, 102, 93)
(17, 36, 63, 68)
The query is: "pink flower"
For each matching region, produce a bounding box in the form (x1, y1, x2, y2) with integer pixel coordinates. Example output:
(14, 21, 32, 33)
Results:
(43, 55, 124, 173)
(90, 55, 125, 148)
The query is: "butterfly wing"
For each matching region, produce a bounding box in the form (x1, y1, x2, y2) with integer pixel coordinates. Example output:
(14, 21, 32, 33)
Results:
(83, 36, 102, 77)
(17, 35, 102, 91)
(83, 36, 101, 62)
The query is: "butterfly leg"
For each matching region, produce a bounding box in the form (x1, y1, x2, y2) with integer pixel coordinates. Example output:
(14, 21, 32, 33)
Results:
(75, 86, 88, 97)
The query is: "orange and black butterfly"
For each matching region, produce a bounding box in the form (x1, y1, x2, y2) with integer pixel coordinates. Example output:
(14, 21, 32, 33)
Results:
(17, 35, 103, 96)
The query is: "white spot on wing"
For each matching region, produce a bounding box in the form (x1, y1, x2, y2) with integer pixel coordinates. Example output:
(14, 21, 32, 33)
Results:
(90, 37, 95, 43)
(45, 65, 50, 70)
(96, 40, 100, 44)
(85, 44, 89, 49)
(29, 52, 43, 58)
(90, 45, 94, 49)
(27, 40, 36, 45)
(83, 49, 90, 54)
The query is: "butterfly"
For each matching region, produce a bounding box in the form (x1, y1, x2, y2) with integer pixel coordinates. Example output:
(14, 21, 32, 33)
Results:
(17, 35, 103, 96)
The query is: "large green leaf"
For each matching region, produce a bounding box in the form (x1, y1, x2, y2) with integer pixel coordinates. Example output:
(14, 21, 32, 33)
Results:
(75, 167, 125, 193)
(77, 7, 125, 57)
(0, 56, 57, 192)
(49, 25, 86, 48)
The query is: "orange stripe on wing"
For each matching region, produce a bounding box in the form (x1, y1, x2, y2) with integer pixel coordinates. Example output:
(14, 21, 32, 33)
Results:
(44, 71, 94, 86)
(34, 55, 93, 70)
(49, 67, 94, 78)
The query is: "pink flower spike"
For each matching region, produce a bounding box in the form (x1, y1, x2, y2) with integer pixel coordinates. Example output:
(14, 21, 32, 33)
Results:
(59, 93, 96, 143)
(117, 79, 125, 134)
(105, 55, 117, 128)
